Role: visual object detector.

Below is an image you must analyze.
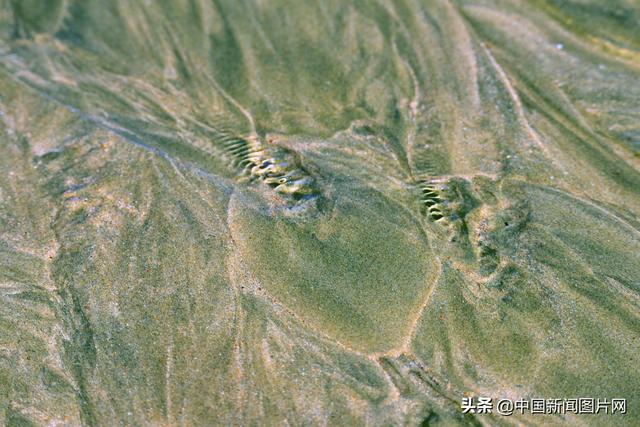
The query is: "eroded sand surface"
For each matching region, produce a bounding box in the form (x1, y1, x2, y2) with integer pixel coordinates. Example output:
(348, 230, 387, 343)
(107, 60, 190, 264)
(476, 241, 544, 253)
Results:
(0, 1, 639, 425)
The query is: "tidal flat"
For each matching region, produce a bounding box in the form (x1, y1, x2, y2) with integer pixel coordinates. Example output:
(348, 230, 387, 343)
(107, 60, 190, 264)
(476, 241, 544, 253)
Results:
(0, 0, 639, 426)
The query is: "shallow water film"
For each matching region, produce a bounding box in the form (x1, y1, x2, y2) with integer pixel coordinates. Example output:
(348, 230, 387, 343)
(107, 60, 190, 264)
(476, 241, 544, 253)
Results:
(1, 0, 639, 426)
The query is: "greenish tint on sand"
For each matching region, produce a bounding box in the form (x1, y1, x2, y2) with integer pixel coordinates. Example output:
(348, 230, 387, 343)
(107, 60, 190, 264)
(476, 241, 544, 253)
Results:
(0, 0, 639, 425)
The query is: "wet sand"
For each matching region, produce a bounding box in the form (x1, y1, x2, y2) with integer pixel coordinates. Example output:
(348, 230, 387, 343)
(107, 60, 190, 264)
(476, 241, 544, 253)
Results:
(0, 1, 639, 425)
